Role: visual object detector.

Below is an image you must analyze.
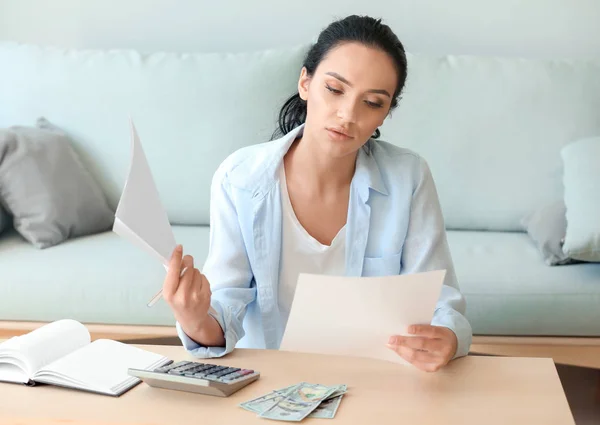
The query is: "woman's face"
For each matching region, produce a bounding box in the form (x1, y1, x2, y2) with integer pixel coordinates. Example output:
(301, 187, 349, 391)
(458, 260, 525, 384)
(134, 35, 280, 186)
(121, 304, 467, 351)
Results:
(298, 42, 397, 159)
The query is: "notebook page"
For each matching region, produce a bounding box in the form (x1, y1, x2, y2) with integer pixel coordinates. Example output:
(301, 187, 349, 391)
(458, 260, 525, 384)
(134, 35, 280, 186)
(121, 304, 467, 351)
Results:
(0, 362, 30, 384)
(34, 339, 168, 394)
(0, 320, 90, 376)
(0, 338, 33, 382)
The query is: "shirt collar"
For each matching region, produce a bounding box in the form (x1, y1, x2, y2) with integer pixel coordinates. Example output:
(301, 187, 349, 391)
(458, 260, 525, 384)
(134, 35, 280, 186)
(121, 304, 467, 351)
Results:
(229, 123, 388, 199)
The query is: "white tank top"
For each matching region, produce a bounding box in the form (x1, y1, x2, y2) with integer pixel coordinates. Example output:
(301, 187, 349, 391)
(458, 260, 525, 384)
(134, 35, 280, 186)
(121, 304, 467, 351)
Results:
(278, 164, 347, 330)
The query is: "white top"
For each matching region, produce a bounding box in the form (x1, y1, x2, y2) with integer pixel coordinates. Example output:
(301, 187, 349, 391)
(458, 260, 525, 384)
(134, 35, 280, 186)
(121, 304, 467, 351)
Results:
(278, 164, 347, 329)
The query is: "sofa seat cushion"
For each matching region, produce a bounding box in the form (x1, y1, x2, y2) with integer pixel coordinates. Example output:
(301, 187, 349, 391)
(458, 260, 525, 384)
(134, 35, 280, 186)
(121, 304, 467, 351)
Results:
(0, 226, 209, 326)
(448, 230, 600, 336)
(4, 225, 599, 337)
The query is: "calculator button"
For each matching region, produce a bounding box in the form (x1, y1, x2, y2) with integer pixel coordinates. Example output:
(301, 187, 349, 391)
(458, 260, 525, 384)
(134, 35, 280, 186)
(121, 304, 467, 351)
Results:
(153, 360, 178, 373)
(153, 364, 175, 373)
(223, 372, 244, 381)
(186, 365, 207, 374)
(195, 365, 215, 374)
(182, 364, 202, 372)
(168, 362, 194, 372)
(211, 366, 229, 373)
(216, 367, 240, 377)
(195, 367, 215, 375)
(205, 369, 233, 379)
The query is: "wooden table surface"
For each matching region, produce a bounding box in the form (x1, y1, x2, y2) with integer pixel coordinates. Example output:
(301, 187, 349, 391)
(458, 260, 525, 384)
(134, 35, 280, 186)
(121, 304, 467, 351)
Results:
(0, 344, 575, 425)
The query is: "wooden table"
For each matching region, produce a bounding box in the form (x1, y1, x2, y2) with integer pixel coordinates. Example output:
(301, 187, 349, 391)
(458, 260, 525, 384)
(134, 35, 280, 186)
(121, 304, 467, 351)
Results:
(0, 345, 575, 425)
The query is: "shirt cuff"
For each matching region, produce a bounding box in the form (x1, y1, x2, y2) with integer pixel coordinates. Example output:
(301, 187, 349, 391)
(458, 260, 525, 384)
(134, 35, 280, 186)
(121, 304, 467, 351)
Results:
(175, 316, 237, 359)
(431, 307, 473, 359)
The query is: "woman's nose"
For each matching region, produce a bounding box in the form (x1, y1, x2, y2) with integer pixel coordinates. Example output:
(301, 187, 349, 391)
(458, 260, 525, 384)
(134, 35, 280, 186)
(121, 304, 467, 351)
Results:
(336, 100, 358, 123)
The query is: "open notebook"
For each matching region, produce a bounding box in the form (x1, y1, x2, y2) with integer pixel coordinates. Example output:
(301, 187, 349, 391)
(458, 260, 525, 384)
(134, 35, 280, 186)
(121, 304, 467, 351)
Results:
(0, 319, 170, 396)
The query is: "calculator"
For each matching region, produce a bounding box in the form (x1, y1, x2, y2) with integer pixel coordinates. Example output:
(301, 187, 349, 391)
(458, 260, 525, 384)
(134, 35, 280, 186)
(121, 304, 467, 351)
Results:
(128, 359, 260, 397)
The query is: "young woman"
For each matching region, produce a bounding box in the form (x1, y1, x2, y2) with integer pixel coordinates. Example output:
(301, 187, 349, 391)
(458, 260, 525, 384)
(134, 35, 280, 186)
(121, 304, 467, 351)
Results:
(162, 15, 472, 372)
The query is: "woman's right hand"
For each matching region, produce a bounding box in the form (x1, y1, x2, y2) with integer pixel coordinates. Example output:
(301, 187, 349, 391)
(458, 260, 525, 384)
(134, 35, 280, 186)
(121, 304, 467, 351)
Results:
(162, 245, 213, 337)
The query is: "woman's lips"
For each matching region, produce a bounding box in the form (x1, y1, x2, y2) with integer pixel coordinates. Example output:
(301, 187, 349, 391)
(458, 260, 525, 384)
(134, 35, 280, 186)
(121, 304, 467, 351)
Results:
(326, 128, 353, 141)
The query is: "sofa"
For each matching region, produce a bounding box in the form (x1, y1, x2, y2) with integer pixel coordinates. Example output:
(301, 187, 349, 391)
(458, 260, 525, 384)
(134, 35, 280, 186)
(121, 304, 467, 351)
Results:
(0, 41, 599, 360)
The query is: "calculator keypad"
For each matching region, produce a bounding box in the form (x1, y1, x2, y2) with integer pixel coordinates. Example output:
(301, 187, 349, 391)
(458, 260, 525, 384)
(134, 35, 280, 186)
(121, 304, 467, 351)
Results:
(154, 361, 255, 383)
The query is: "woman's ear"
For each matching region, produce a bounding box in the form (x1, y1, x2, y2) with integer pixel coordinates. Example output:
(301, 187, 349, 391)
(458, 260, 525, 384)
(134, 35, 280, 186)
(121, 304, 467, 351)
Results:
(298, 67, 311, 101)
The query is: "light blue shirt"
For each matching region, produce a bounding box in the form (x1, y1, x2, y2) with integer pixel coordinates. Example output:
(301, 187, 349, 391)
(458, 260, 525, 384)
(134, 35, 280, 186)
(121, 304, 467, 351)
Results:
(177, 124, 472, 359)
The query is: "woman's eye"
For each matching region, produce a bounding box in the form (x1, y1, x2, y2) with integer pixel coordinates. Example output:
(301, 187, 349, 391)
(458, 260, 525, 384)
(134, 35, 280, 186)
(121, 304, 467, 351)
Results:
(325, 85, 342, 94)
(365, 100, 383, 109)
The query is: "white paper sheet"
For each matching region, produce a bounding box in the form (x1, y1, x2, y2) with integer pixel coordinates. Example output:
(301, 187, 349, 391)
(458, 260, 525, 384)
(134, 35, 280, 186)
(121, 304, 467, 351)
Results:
(279, 270, 446, 365)
(113, 119, 176, 267)
(113, 120, 219, 312)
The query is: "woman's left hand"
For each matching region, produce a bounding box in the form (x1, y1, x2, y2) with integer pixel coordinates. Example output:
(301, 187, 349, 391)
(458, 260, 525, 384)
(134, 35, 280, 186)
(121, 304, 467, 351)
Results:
(387, 325, 458, 372)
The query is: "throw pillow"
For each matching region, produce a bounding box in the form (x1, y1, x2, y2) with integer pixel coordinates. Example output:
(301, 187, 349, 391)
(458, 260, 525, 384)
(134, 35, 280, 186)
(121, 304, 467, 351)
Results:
(0, 205, 9, 235)
(561, 136, 600, 262)
(521, 201, 577, 266)
(0, 118, 115, 248)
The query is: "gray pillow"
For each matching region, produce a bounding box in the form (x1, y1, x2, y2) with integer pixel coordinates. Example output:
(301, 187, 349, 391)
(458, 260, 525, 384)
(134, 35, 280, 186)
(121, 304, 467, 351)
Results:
(0, 118, 114, 248)
(521, 201, 578, 266)
(0, 205, 9, 235)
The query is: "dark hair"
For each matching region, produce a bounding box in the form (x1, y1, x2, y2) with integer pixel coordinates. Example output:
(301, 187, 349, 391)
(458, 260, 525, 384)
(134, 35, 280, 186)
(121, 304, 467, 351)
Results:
(274, 15, 408, 140)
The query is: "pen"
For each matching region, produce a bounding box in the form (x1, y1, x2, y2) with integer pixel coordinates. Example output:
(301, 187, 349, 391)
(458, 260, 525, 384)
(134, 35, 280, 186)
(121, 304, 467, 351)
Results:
(147, 266, 189, 307)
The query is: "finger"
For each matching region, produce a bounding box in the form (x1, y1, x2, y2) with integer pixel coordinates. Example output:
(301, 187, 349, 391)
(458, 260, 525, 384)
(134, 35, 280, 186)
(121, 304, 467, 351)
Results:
(198, 271, 211, 297)
(388, 336, 445, 354)
(190, 270, 210, 307)
(175, 256, 195, 295)
(388, 344, 440, 365)
(408, 325, 442, 339)
(163, 245, 183, 298)
(408, 326, 457, 360)
(412, 360, 444, 373)
(181, 255, 194, 272)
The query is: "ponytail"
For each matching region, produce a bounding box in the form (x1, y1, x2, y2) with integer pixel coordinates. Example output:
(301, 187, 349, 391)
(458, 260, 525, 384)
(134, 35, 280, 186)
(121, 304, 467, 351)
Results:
(273, 93, 307, 140)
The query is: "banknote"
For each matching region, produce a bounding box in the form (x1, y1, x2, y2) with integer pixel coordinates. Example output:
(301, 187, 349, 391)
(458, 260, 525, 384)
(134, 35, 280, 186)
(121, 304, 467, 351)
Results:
(258, 383, 339, 421)
(324, 384, 347, 400)
(273, 383, 346, 401)
(307, 394, 344, 419)
(239, 385, 298, 414)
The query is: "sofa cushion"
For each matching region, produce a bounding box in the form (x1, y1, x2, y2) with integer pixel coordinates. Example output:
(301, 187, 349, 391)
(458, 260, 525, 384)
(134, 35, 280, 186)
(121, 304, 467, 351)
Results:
(382, 54, 600, 231)
(0, 226, 209, 325)
(2, 43, 599, 232)
(0, 118, 114, 248)
(3, 225, 598, 337)
(0, 42, 309, 226)
(448, 230, 600, 336)
(561, 137, 600, 262)
(521, 201, 576, 266)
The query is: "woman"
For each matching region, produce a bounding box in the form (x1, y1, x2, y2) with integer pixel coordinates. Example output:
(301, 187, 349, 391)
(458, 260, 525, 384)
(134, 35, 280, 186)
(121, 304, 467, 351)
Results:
(163, 15, 472, 372)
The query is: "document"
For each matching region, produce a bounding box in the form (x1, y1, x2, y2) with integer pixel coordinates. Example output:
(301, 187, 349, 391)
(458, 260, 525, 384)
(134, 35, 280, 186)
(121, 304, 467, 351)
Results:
(113, 119, 175, 268)
(112, 119, 214, 309)
(279, 270, 446, 365)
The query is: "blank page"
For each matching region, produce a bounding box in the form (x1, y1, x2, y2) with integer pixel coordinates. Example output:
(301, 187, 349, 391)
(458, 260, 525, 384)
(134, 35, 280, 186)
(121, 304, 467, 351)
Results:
(280, 270, 445, 365)
(34, 339, 168, 395)
(0, 319, 90, 377)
